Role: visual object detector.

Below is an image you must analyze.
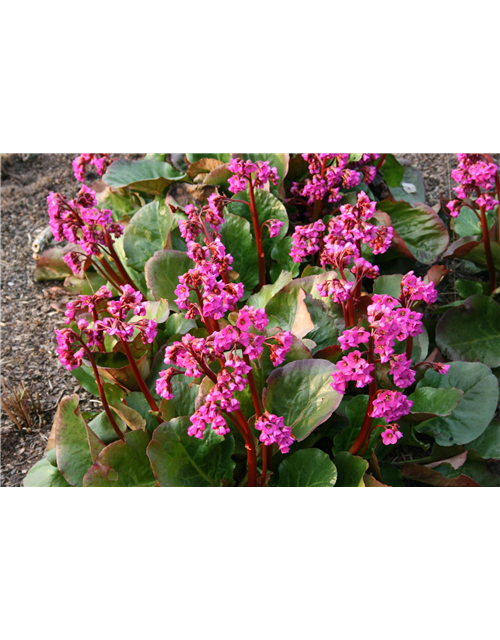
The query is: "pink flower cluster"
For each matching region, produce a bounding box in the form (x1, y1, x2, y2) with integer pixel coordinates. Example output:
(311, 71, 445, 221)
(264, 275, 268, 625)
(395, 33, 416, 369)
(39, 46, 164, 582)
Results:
(227, 158, 279, 195)
(447, 154, 499, 217)
(55, 285, 157, 370)
(47, 185, 123, 274)
(72, 154, 113, 182)
(255, 413, 294, 453)
(291, 192, 392, 276)
(331, 272, 449, 445)
(156, 306, 293, 443)
(291, 153, 380, 206)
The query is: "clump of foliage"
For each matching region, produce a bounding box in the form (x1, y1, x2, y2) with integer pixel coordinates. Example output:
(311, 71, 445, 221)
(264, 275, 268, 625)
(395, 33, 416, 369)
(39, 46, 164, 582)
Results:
(26, 153, 500, 487)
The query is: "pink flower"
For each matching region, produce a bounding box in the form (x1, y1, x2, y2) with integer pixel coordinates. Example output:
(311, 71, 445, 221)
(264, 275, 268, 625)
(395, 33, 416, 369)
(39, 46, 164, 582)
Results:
(381, 426, 403, 445)
(269, 331, 293, 367)
(332, 351, 374, 394)
(389, 354, 416, 388)
(370, 390, 413, 422)
(338, 327, 370, 350)
(267, 219, 284, 238)
(290, 220, 325, 263)
(476, 193, 499, 211)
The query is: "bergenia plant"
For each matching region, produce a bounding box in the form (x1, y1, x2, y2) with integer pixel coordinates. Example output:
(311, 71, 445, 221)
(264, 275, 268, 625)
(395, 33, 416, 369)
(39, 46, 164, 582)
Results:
(26, 152, 500, 488)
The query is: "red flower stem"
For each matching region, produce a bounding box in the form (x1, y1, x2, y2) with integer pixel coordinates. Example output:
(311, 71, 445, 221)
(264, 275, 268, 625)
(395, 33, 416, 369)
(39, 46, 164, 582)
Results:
(119, 338, 162, 423)
(375, 154, 387, 172)
(243, 354, 270, 485)
(96, 255, 126, 289)
(248, 179, 266, 289)
(104, 234, 138, 290)
(234, 408, 258, 488)
(484, 154, 500, 245)
(311, 157, 328, 223)
(478, 201, 497, 293)
(81, 344, 125, 441)
(349, 337, 377, 455)
(405, 336, 413, 361)
(339, 267, 355, 326)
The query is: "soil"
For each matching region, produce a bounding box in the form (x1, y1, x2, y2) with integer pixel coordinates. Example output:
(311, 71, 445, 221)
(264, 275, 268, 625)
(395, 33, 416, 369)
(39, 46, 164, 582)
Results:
(0, 153, 494, 487)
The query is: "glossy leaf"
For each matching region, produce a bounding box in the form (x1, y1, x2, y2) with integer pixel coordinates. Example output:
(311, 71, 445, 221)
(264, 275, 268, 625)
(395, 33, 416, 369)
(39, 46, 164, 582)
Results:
(54, 394, 93, 487)
(436, 295, 500, 368)
(104, 159, 186, 195)
(455, 279, 484, 299)
(123, 201, 173, 270)
(380, 154, 404, 187)
(144, 249, 194, 311)
(466, 419, 500, 460)
(415, 362, 499, 445)
(220, 212, 259, 294)
(277, 449, 337, 487)
(247, 271, 293, 309)
(334, 451, 368, 487)
(373, 274, 403, 299)
(401, 463, 480, 487)
(83, 430, 156, 487)
(24, 458, 71, 487)
(147, 417, 235, 487)
(452, 206, 496, 238)
(389, 164, 426, 206)
(377, 200, 449, 264)
(263, 359, 342, 441)
(408, 387, 463, 420)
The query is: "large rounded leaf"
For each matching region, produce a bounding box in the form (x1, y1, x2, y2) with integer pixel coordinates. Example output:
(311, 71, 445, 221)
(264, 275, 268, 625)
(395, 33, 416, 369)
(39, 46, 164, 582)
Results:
(377, 200, 449, 264)
(24, 458, 71, 487)
(103, 159, 186, 195)
(466, 419, 500, 460)
(145, 249, 194, 311)
(436, 295, 500, 368)
(263, 359, 342, 441)
(277, 449, 337, 487)
(415, 362, 499, 445)
(334, 451, 369, 487)
(54, 394, 93, 487)
(408, 387, 464, 420)
(147, 417, 235, 487)
(123, 201, 173, 270)
(83, 430, 156, 487)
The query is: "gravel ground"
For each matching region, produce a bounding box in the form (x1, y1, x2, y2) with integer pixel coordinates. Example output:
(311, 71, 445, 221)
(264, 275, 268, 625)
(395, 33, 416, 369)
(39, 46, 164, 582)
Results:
(0, 152, 477, 487)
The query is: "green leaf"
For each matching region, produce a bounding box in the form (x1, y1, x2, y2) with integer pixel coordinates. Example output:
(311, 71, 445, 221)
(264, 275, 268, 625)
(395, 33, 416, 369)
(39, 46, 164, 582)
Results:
(220, 212, 259, 294)
(24, 458, 71, 487)
(186, 153, 231, 164)
(164, 313, 197, 338)
(247, 271, 293, 309)
(88, 411, 126, 444)
(452, 206, 496, 238)
(303, 295, 339, 352)
(147, 417, 235, 487)
(389, 164, 426, 206)
(270, 237, 300, 279)
(265, 285, 313, 336)
(54, 394, 93, 487)
(83, 430, 156, 487)
(377, 200, 449, 264)
(104, 159, 186, 195)
(436, 294, 500, 368)
(459, 239, 500, 271)
(408, 387, 464, 420)
(380, 154, 404, 187)
(415, 362, 499, 445)
(466, 419, 500, 460)
(334, 451, 368, 487)
(97, 187, 136, 219)
(144, 249, 194, 311)
(71, 365, 123, 403)
(373, 274, 403, 299)
(455, 279, 484, 299)
(227, 189, 289, 255)
(123, 201, 173, 270)
(263, 359, 342, 441)
(277, 449, 337, 487)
